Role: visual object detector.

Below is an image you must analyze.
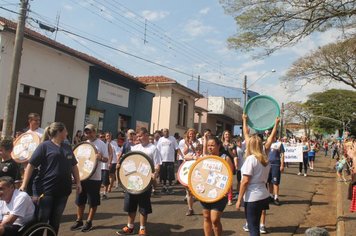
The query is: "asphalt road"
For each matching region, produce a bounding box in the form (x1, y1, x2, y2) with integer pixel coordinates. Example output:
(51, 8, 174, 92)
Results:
(57, 155, 337, 236)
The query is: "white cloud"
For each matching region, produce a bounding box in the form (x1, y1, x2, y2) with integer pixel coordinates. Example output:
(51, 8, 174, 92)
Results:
(124, 11, 136, 19)
(184, 19, 214, 37)
(142, 10, 170, 21)
(63, 4, 73, 11)
(199, 7, 210, 15)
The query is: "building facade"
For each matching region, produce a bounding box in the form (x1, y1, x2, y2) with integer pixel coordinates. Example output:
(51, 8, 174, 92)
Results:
(0, 17, 152, 139)
(137, 76, 202, 136)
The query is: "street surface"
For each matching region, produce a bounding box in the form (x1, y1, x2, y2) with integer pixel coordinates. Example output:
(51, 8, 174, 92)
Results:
(58, 155, 337, 236)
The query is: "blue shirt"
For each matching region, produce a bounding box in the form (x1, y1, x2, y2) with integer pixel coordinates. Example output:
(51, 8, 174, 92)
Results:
(268, 141, 285, 165)
(30, 140, 77, 197)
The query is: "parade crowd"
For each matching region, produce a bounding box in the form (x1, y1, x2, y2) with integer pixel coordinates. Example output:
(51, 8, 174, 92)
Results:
(0, 112, 355, 236)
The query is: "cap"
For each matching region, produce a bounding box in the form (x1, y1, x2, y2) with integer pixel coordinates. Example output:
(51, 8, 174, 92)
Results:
(127, 129, 136, 135)
(84, 124, 97, 132)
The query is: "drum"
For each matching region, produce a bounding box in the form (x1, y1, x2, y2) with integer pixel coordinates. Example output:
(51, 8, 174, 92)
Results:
(244, 95, 280, 131)
(188, 155, 233, 203)
(73, 142, 98, 181)
(11, 132, 41, 163)
(118, 151, 154, 194)
(177, 160, 196, 187)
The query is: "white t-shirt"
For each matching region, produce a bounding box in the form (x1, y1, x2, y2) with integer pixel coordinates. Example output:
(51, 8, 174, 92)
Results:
(110, 141, 121, 164)
(0, 189, 35, 226)
(89, 139, 109, 181)
(131, 143, 162, 167)
(236, 146, 244, 170)
(157, 136, 178, 162)
(177, 139, 185, 161)
(26, 127, 44, 139)
(241, 154, 270, 202)
(101, 142, 111, 170)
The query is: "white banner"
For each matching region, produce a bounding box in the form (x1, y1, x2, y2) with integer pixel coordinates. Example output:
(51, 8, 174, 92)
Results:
(284, 145, 303, 162)
(97, 79, 129, 107)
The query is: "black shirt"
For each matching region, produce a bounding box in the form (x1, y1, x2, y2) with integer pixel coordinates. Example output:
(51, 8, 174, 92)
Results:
(0, 158, 21, 181)
(30, 140, 77, 197)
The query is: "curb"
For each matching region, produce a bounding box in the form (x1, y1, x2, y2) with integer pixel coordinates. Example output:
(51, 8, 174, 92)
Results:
(336, 181, 345, 236)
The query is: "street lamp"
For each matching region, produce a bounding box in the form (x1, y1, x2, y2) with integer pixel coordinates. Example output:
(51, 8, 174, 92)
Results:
(243, 69, 276, 107)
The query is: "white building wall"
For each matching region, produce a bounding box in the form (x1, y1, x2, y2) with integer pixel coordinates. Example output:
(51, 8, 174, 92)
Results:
(0, 32, 89, 134)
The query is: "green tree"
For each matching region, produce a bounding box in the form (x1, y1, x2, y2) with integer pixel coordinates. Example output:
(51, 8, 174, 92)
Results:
(282, 36, 356, 90)
(219, 0, 356, 55)
(304, 89, 356, 135)
(284, 101, 312, 137)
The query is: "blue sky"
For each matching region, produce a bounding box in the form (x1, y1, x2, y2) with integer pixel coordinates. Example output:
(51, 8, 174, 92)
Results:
(0, 0, 350, 104)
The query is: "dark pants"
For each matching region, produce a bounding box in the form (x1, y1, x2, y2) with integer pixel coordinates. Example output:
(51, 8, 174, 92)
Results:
(299, 153, 308, 173)
(37, 195, 69, 234)
(244, 198, 269, 236)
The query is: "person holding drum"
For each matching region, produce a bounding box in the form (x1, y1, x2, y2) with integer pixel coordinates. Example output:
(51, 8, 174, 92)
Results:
(20, 122, 81, 234)
(198, 135, 233, 236)
(25, 113, 44, 138)
(236, 114, 280, 235)
(0, 138, 21, 185)
(180, 128, 200, 215)
(71, 124, 108, 232)
(116, 127, 161, 236)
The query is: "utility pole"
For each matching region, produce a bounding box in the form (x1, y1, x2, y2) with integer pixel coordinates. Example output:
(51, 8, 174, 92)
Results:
(197, 75, 200, 94)
(1, 0, 29, 138)
(280, 102, 284, 138)
(243, 75, 247, 108)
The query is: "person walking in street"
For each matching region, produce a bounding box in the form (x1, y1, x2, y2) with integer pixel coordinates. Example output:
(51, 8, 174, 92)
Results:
(298, 136, 310, 177)
(70, 124, 108, 232)
(221, 130, 236, 206)
(200, 136, 233, 236)
(237, 114, 280, 235)
(116, 127, 162, 236)
(20, 122, 81, 234)
(157, 128, 180, 194)
(267, 137, 285, 206)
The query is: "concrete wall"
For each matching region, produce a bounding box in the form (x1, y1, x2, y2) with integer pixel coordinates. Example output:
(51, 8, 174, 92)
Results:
(0, 32, 89, 135)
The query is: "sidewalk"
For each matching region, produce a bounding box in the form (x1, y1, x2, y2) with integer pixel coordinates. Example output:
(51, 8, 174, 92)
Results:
(338, 173, 356, 236)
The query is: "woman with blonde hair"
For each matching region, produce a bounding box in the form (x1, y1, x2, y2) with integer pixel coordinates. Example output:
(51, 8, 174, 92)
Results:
(236, 114, 279, 235)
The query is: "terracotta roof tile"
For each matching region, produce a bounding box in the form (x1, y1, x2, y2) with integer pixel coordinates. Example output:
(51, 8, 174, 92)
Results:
(0, 16, 143, 86)
(137, 75, 177, 84)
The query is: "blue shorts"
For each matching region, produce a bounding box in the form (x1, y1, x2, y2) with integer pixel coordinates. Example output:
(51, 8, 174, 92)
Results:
(76, 180, 101, 207)
(308, 155, 315, 161)
(268, 165, 281, 185)
(124, 188, 152, 215)
(200, 196, 228, 212)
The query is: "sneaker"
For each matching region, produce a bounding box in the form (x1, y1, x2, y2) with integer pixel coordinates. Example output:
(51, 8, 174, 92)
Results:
(185, 209, 194, 216)
(116, 226, 134, 235)
(70, 220, 83, 231)
(138, 228, 146, 236)
(304, 173, 307, 177)
(161, 186, 168, 193)
(228, 200, 233, 206)
(167, 188, 174, 195)
(297, 172, 302, 176)
(274, 198, 281, 206)
(260, 225, 267, 234)
(101, 194, 108, 200)
(242, 223, 249, 232)
(81, 221, 92, 232)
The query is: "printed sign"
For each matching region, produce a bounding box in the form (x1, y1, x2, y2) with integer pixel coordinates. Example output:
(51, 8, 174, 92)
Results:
(97, 79, 129, 107)
(284, 145, 303, 162)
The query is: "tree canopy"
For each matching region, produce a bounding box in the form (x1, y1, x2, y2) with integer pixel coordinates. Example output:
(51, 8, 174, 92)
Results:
(282, 36, 356, 90)
(219, 0, 356, 54)
(304, 89, 356, 135)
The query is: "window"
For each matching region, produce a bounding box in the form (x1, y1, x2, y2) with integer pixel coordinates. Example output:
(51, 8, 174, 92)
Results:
(177, 99, 188, 127)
